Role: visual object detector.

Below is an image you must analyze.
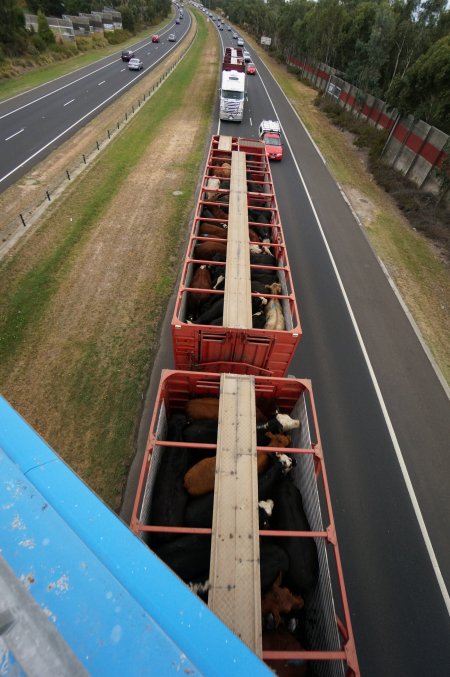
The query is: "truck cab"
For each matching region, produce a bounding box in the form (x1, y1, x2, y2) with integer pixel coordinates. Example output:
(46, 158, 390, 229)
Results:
(259, 120, 283, 161)
(220, 70, 245, 122)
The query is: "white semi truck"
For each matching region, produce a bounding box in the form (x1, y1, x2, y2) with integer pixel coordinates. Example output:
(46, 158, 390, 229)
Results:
(219, 47, 246, 122)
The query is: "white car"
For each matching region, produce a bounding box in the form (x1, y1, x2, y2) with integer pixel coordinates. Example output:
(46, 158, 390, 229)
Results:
(237, 38, 244, 47)
(128, 58, 143, 71)
(243, 50, 251, 62)
(168, 33, 176, 42)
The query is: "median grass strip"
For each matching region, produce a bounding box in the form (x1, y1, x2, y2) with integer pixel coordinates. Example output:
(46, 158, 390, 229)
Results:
(0, 12, 219, 510)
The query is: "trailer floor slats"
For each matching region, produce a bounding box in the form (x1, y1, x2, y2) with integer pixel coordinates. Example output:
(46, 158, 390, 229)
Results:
(223, 151, 252, 328)
(208, 374, 262, 655)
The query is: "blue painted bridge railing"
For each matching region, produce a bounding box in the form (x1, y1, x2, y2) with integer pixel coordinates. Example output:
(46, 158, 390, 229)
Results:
(0, 395, 272, 676)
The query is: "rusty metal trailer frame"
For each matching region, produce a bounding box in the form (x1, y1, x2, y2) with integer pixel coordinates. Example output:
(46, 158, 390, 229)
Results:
(130, 370, 359, 677)
(172, 135, 301, 377)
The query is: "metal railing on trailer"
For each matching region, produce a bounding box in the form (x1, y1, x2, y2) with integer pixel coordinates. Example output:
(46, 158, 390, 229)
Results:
(172, 135, 301, 376)
(130, 370, 359, 676)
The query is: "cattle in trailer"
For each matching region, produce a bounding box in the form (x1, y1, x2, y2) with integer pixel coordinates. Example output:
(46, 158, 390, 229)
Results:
(270, 477, 319, 598)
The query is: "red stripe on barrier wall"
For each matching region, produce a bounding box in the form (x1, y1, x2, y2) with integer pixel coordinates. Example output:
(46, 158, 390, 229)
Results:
(287, 57, 328, 82)
(393, 124, 445, 164)
(287, 57, 448, 170)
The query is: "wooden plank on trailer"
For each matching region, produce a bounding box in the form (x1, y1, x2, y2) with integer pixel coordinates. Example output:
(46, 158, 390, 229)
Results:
(218, 135, 233, 152)
(208, 374, 262, 655)
(223, 150, 252, 328)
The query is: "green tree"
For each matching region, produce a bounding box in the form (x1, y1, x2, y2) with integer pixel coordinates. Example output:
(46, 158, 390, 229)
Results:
(386, 34, 450, 132)
(28, 1, 66, 18)
(345, 3, 395, 95)
(0, 0, 28, 56)
(118, 5, 135, 32)
(37, 9, 56, 45)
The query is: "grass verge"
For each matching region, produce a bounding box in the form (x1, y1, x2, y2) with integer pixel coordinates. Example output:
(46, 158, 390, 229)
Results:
(0, 11, 218, 509)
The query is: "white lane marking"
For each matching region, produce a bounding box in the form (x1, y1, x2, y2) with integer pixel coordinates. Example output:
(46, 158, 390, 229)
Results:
(121, 67, 126, 72)
(250, 117, 252, 126)
(256, 67, 450, 615)
(0, 60, 118, 120)
(0, 15, 192, 120)
(64, 99, 74, 107)
(5, 128, 24, 141)
(257, 60, 326, 164)
(98, 80, 106, 86)
(0, 21, 192, 186)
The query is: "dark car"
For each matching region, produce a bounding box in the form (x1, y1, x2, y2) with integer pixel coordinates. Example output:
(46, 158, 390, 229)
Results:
(121, 49, 135, 62)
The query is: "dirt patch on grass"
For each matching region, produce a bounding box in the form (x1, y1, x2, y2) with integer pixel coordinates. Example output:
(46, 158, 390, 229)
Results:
(0, 16, 219, 509)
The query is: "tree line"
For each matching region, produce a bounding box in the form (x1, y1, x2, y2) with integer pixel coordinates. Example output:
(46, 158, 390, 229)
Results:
(218, 0, 450, 133)
(0, 0, 171, 56)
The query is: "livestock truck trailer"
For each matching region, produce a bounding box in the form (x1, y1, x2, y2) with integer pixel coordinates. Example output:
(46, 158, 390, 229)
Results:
(130, 369, 359, 676)
(172, 134, 301, 377)
(132, 134, 359, 674)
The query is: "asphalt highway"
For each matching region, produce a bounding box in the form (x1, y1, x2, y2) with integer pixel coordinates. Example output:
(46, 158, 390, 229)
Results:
(215, 22, 450, 677)
(0, 9, 190, 192)
(2, 9, 449, 675)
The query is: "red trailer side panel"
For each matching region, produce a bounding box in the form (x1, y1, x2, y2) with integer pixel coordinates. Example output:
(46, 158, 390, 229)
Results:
(130, 370, 359, 677)
(172, 135, 302, 377)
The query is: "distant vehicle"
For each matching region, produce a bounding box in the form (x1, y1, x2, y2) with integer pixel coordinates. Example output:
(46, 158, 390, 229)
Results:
(128, 57, 143, 71)
(227, 26, 231, 31)
(246, 62, 256, 75)
(168, 33, 177, 42)
(176, 18, 180, 24)
(232, 32, 238, 39)
(243, 50, 251, 62)
(237, 38, 244, 47)
(219, 24, 224, 30)
(151, 34, 160, 43)
(259, 120, 283, 161)
(121, 49, 135, 62)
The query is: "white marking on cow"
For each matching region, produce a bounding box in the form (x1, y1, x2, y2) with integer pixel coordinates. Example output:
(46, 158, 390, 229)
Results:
(258, 499, 274, 516)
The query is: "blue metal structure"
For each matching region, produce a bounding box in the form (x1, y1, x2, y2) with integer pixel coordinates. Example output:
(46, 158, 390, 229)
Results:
(0, 395, 272, 676)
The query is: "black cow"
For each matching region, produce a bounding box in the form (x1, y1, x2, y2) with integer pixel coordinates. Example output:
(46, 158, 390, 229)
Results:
(270, 477, 319, 597)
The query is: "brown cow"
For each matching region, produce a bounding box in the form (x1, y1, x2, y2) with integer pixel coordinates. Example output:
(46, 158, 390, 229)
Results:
(213, 162, 231, 179)
(207, 204, 229, 221)
(261, 573, 304, 627)
(249, 228, 262, 242)
(186, 397, 266, 422)
(264, 283, 285, 330)
(198, 223, 227, 239)
(184, 431, 291, 496)
(195, 240, 227, 260)
(188, 265, 212, 317)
